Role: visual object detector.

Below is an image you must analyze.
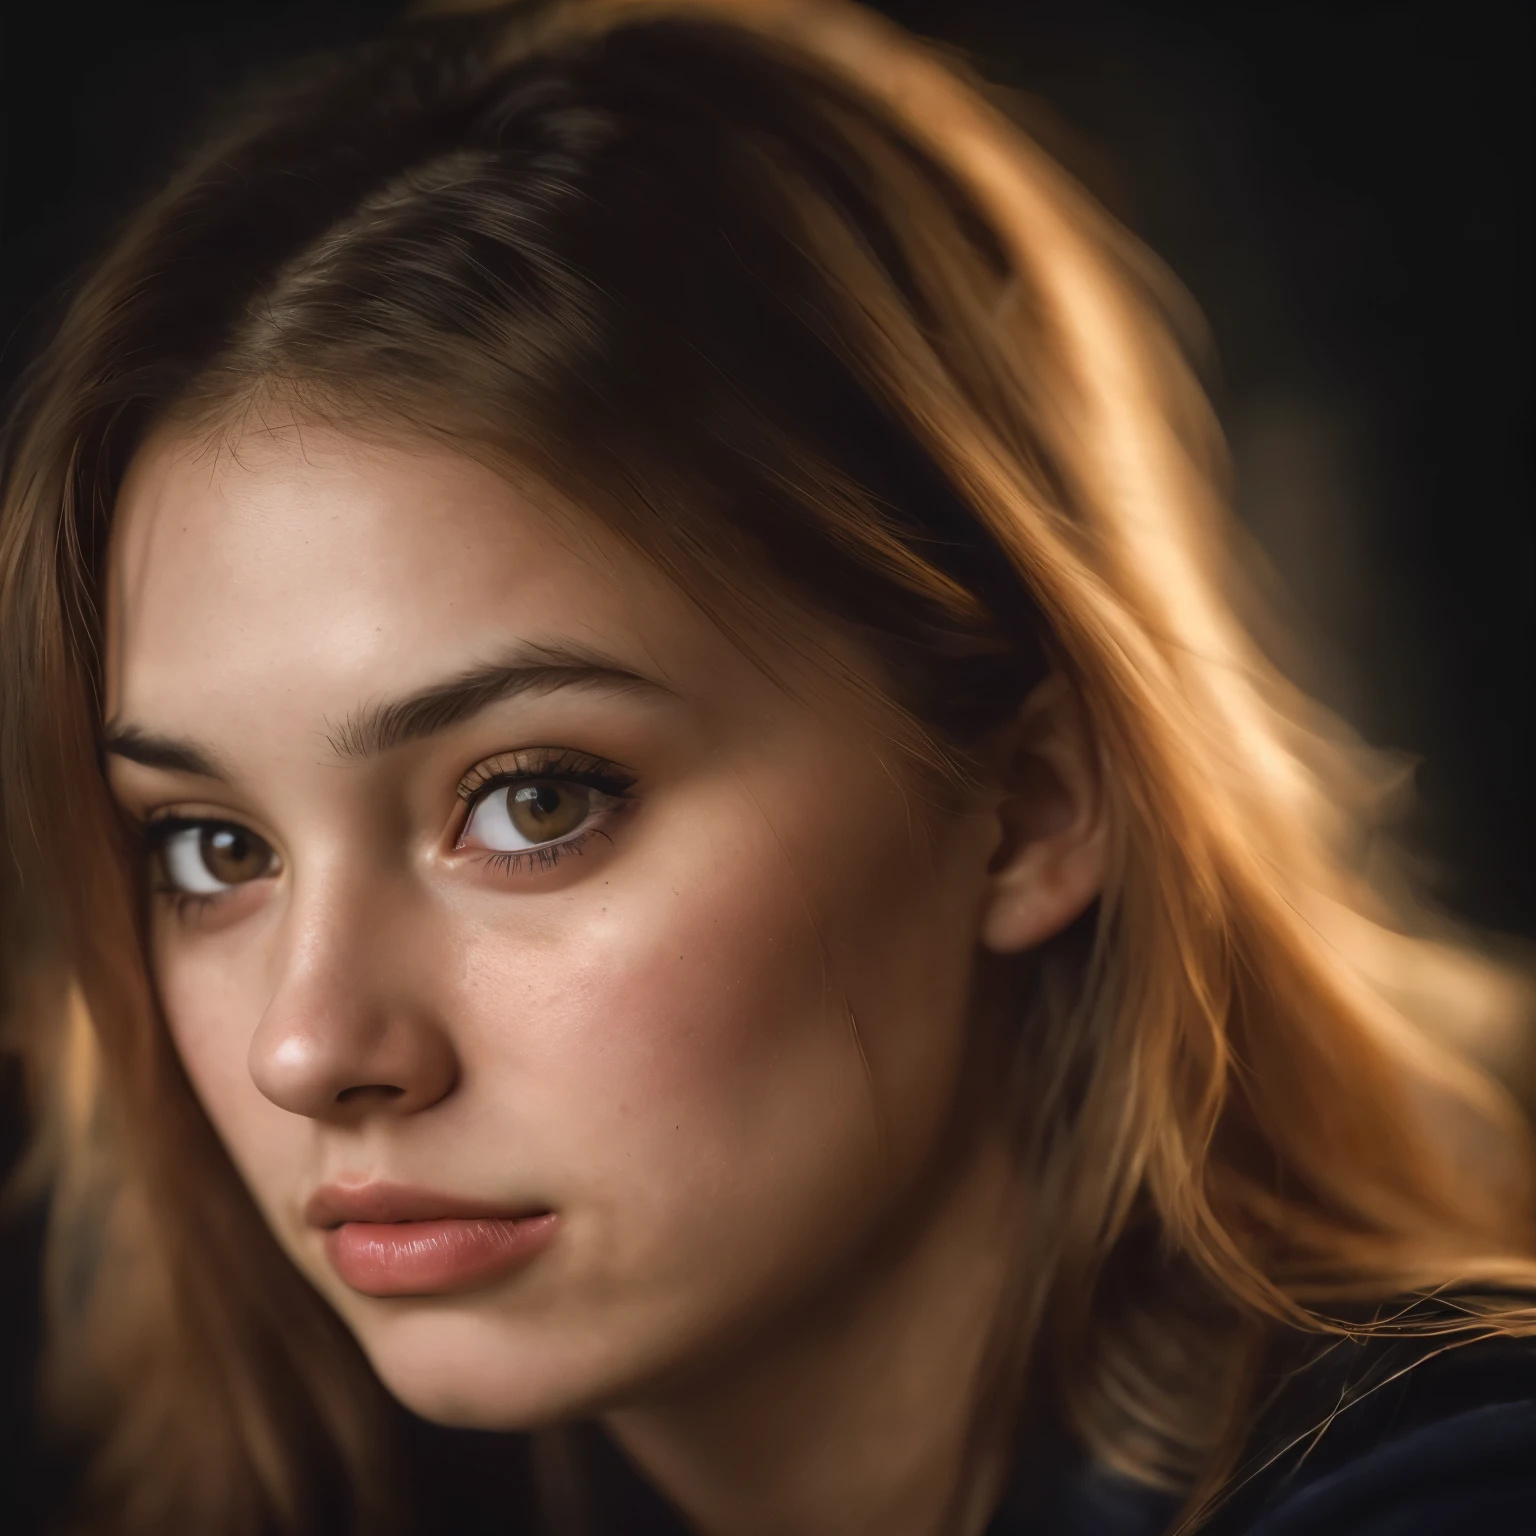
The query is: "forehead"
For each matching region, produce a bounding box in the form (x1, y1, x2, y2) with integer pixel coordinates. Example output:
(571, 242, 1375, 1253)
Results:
(105, 423, 717, 724)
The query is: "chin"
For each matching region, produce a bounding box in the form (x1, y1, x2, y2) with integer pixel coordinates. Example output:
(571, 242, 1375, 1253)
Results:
(349, 1304, 621, 1430)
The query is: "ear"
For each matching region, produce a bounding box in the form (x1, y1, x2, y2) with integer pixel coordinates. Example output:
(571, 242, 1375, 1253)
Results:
(978, 674, 1107, 954)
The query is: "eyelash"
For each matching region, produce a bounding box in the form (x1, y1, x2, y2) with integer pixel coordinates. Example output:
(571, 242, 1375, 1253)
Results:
(455, 746, 638, 806)
(455, 747, 637, 877)
(479, 838, 597, 878)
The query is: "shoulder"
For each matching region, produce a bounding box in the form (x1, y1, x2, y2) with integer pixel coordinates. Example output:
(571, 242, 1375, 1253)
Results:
(989, 1319, 1536, 1536)
(1232, 1397, 1535, 1536)
(1201, 1324, 1536, 1536)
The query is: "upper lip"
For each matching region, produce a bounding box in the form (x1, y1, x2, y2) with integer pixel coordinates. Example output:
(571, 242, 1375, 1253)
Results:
(304, 1182, 547, 1230)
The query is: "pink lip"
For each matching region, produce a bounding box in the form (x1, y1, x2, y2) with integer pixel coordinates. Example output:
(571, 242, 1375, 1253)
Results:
(307, 1183, 557, 1298)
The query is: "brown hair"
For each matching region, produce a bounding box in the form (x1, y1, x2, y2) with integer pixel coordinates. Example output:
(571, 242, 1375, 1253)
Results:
(2, 1, 1533, 1531)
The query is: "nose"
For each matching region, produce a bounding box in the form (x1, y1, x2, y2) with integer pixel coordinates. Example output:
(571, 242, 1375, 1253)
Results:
(248, 875, 459, 1124)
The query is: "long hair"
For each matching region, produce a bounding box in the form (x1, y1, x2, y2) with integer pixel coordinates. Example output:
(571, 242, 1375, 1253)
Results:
(1, 2, 1533, 1531)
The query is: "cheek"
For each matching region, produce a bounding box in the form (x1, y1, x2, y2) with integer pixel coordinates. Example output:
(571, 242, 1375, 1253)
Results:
(461, 841, 865, 1211)
(155, 933, 250, 1111)
(450, 784, 984, 1324)
(152, 922, 305, 1216)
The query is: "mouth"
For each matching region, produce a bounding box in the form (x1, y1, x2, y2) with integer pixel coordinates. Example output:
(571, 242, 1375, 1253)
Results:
(305, 1183, 558, 1298)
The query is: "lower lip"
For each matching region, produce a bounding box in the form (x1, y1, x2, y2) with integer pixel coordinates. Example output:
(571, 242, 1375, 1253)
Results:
(323, 1213, 558, 1297)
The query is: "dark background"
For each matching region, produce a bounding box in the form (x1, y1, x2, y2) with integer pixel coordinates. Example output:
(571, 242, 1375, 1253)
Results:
(1, 1, 1530, 1527)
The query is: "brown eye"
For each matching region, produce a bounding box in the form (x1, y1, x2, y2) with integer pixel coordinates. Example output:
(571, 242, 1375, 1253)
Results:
(157, 822, 278, 895)
(509, 782, 590, 841)
(200, 825, 273, 885)
(462, 780, 598, 852)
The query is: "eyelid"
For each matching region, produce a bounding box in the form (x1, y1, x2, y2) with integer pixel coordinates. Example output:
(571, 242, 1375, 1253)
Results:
(142, 811, 241, 844)
(455, 746, 639, 804)
(140, 809, 279, 849)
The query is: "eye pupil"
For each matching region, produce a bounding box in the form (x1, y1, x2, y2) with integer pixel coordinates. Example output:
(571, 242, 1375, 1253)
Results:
(514, 784, 563, 817)
(199, 825, 269, 884)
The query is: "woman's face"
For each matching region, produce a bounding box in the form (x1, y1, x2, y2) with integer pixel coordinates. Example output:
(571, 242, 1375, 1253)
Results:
(103, 424, 1020, 1428)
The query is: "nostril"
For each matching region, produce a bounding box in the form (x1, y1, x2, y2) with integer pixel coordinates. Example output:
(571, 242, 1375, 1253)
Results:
(248, 1006, 459, 1121)
(334, 1084, 407, 1105)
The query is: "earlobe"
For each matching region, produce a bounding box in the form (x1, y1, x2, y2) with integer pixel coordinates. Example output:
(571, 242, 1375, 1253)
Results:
(978, 675, 1107, 954)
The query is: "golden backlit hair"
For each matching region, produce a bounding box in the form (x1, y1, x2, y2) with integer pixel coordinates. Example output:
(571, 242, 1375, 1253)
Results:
(1, 2, 1533, 1531)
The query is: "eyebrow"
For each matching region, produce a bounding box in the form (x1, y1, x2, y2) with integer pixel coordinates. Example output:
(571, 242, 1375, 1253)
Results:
(99, 724, 229, 779)
(101, 642, 672, 776)
(326, 643, 670, 760)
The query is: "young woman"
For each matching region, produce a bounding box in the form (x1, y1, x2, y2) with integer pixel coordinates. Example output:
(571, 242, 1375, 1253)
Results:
(1, 2, 1532, 1533)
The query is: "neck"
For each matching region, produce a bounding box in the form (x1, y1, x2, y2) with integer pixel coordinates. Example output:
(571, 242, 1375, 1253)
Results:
(603, 1129, 1020, 1536)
